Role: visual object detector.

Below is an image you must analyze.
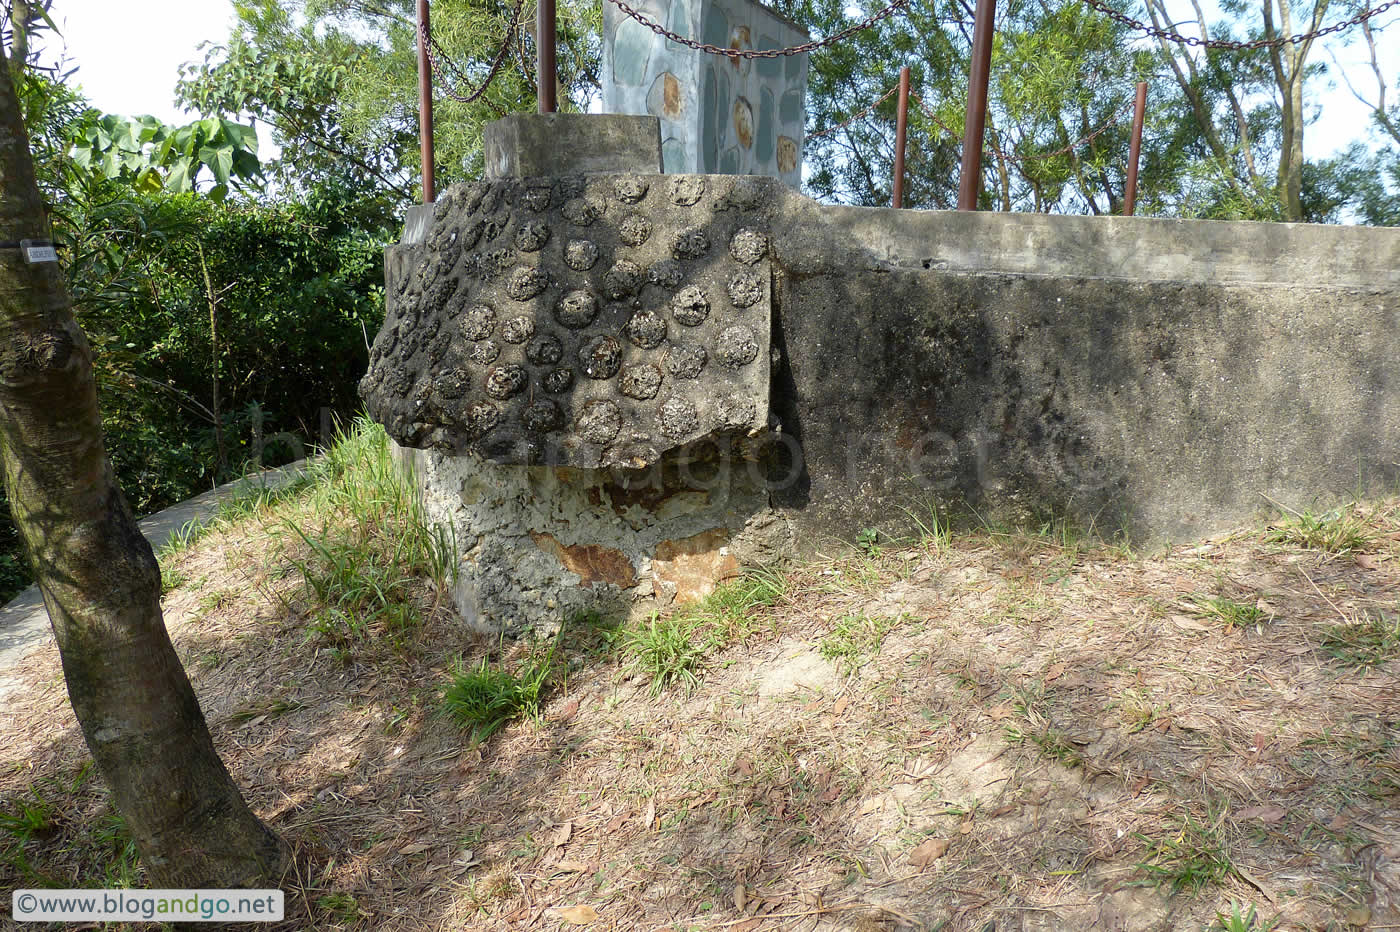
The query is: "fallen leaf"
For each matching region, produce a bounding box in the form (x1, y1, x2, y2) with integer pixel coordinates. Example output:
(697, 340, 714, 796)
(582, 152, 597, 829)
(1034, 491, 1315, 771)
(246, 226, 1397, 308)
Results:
(987, 705, 1014, 721)
(1355, 554, 1383, 570)
(732, 756, 754, 778)
(1044, 662, 1066, 683)
(643, 797, 656, 830)
(550, 821, 573, 847)
(1130, 775, 1150, 797)
(554, 698, 580, 721)
(832, 695, 849, 716)
(1237, 804, 1287, 823)
(989, 803, 1018, 818)
(1345, 906, 1371, 927)
(858, 796, 884, 815)
(1055, 672, 1088, 688)
(908, 837, 950, 868)
(398, 843, 430, 856)
(1327, 814, 1352, 832)
(733, 883, 747, 912)
(554, 859, 592, 874)
(958, 819, 974, 835)
(551, 904, 600, 924)
(1170, 614, 1211, 631)
(732, 920, 762, 932)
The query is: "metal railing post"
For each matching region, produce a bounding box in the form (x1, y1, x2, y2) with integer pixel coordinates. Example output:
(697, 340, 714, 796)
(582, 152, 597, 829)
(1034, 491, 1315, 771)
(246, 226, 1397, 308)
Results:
(1124, 81, 1148, 216)
(538, 0, 557, 113)
(957, 0, 996, 211)
(892, 65, 910, 208)
(417, 0, 435, 203)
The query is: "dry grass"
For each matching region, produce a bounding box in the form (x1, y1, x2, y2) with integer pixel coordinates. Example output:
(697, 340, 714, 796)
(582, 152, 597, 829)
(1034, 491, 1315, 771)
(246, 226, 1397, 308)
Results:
(2, 483, 1399, 931)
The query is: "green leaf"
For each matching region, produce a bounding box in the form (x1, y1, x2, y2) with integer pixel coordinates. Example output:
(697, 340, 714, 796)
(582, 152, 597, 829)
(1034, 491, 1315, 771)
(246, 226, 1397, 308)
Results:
(165, 158, 194, 193)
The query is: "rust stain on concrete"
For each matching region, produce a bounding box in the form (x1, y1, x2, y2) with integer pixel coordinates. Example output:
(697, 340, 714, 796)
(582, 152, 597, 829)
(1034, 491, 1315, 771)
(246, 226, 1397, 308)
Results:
(532, 532, 637, 588)
(652, 528, 739, 603)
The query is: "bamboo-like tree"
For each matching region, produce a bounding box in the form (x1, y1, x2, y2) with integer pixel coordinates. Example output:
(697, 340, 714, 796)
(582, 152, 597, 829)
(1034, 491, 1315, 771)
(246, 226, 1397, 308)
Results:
(0, 62, 287, 887)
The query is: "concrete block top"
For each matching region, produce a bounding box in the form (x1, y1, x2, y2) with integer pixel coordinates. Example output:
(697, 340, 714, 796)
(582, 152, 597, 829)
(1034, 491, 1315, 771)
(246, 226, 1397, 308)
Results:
(360, 173, 785, 468)
(483, 114, 663, 179)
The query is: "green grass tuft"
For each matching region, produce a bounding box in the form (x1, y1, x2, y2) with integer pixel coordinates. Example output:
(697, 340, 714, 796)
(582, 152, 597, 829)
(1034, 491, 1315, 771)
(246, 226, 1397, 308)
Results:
(1209, 901, 1279, 932)
(1320, 611, 1400, 668)
(820, 612, 901, 675)
(617, 613, 707, 695)
(442, 643, 558, 744)
(1134, 808, 1239, 894)
(1188, 595, 1266, 629)
(1265, 504, 1374, 554)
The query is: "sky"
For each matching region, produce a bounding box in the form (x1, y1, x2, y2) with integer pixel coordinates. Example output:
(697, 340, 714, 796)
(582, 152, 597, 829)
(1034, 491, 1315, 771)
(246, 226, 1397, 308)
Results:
(33, 0, 1400, 162)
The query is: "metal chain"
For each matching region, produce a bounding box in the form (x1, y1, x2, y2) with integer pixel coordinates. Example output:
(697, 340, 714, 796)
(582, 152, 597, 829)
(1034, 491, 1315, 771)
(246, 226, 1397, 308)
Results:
(605, 0, 913, 58)
(419, 0, 526, 105)
(1081, 0, 1400, 50)
(807, 84, 901, 139)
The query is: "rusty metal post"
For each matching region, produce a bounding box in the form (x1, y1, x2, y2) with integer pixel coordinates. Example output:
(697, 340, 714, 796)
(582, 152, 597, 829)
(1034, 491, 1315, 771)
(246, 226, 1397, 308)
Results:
(416, 0, 435, 203)
(892, 66, 910, 209)
(538, 0, 557, 113)
(1124, 80, 1148, 216)
(957, 0, 996, 211)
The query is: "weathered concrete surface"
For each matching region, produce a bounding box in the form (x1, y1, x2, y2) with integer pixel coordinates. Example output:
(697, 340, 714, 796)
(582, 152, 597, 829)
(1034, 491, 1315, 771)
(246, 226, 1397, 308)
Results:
(365, 132, 1400, 630)
(395, 441, 791, 634)
(360, 174, 778, 468)
(483, 114, 662, 178)
(766, 202, 1400, 541)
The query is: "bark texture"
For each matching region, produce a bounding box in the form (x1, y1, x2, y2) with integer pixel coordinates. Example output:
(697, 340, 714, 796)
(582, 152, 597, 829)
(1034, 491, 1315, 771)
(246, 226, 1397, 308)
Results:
(0, 66, 287, 887)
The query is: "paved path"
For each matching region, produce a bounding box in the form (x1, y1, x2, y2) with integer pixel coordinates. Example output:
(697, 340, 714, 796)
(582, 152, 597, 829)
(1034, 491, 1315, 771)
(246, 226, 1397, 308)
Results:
(0, 461, 310, 704)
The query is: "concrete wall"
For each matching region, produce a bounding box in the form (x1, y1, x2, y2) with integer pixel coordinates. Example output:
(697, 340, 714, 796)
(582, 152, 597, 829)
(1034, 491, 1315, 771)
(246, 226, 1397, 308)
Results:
(602, 0, 808, 185)
(363, 140, 1400, 629)
(767, 201, 1400, 541)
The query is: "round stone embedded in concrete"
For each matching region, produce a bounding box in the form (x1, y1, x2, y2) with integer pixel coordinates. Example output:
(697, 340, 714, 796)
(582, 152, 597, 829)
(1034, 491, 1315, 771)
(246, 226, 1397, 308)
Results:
(619, 214, 653, 246)
(579, 335, 623, 379)
(671, 286, 711, 326)
(664, 344, 707, 379)
(579, 399, 623, 444)
(506, 266, 549, 301)
(672, 230, 710, 260)
(514, 220, 551, 252)
(619, 363, 663, 400)
(502, 315, 536, 344)
(657, 396, 700, 439)
(603, 260, 646, 299)
(554, 289, 600, 329)
(716, 325, 759, 369)
(613, 176, 649, 203)
(522, 399, 564, 432)
(542, 367, 574, 393)
(648, 259, 685, 290)
(526, 334, 564, 365)
(730, 229, 768, 265)
(670, 176, 706, 206)
(624, 309, 668, 349)
(727, 271, 763, 308)
(565, 239, 600, 271)
(485, 364, 529, 399)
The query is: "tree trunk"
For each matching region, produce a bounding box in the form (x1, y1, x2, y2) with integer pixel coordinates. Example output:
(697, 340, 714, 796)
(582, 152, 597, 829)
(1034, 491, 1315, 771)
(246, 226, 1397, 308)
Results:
(0, 64, 287, 887)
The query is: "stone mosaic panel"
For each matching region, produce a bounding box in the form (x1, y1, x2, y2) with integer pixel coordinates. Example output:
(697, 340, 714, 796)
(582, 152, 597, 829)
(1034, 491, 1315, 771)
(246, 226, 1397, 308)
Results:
(601, 0, 808, 187)
(360, 175, 777, 469)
